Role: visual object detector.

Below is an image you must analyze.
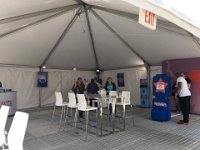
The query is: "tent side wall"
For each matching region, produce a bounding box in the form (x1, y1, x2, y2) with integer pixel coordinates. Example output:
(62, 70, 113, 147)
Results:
(100, 66, 162, 106)
(100, 67, 147, 105)
(0, 65, 161, 109)
(40, 69, 96, 106)
(0, 67, 96, 109)
(0, 67, 40, 109)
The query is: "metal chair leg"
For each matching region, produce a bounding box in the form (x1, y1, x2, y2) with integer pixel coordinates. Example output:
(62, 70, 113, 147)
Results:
(112, 103, 115, 132)
(51, 105, 56, 123)
(85, 111, 89, 141)
(64, 107, 69, 127)
(131, 105, 134, 126)
(59, 106, 64, 128)
(63, 106, 66, 118)
(123, 104, 126, 130)
(96, 109, 98, 134)
(73, 108, 78, 128)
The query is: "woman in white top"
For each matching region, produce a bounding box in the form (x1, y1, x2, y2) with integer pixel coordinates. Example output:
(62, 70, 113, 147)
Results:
(176, 72, 191, 125)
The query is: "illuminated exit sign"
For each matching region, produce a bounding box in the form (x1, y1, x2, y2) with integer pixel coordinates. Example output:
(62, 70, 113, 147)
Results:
(138, 8, 157, 30)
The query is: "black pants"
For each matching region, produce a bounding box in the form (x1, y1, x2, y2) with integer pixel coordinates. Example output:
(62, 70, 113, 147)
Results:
(179, 96, 191, 123)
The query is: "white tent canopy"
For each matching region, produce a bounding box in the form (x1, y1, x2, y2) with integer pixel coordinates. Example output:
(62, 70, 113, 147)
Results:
(0, 0, 199, 109)
(0, 0, 200, 70)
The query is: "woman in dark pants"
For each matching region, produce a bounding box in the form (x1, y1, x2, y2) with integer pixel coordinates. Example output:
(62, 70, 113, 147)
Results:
(105, 77, 116, 114)
(72, 77, 85, 118)
(176, 73, 191, 125)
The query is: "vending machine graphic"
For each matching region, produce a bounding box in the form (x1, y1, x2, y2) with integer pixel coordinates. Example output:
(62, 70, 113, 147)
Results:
(140, 79, 149, 107)
(151, 74, 171, 121)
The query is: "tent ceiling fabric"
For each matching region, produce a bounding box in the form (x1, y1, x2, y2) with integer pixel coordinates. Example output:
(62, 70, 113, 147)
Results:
(0, 0, 77, 19)
(0, 0, 200, 70)
(94, 9, 200, 65)
(0, 9, 78, 67)
(46, 11, 97, 70)
(82, 0, 200, 39)
(89, 9, 144, 69)
(0, 11, 64, 36)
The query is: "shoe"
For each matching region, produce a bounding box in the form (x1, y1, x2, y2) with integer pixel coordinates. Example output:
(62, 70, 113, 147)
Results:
(177, 120, 184, 124)
(184, 122, 189, 125)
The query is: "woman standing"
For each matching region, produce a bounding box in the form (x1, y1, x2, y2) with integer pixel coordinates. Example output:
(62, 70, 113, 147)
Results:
(72, 77, 85, 118)
(105, 77, 116, 115)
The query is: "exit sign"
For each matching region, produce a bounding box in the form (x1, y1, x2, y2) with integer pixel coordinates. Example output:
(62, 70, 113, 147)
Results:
(138, 8, 157, 30)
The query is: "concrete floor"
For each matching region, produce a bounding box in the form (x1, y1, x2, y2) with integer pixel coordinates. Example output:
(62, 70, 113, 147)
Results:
(5, 106, 200, 150)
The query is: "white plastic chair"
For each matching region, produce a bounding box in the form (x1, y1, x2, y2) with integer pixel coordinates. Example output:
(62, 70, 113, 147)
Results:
(92, 89, 107, 107)
(115, 91, 134, 129)
(109, 91, 117, 97)
(0, 105, 10, 148)
(116, 91, 130, 105)
(64, 92, 77, 126)
(98, 89, 106, 97)
(51, 92, 68, 128)
(108, 91, 117, 114)
(74, 94, 97, 141)
(4, 111, 29, 150)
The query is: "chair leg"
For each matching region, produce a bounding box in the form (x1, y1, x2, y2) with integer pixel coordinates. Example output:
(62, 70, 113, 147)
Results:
(100, 104, 103, 136)
(64, 107, 69, 127)
(85, 111, 89, 141)
(112, 103, 116, 132)
(107, 104, 110, 122)
(51, 105, 56, 123)
(73, 108, 78, 128)
(63, 106, 66, 118)
(123, 105, 126, 130)
(131, 105, 134, 126)
(59, 106, 64, 128)
(96, 109, 98, 135)
(71, 108, 73, 116)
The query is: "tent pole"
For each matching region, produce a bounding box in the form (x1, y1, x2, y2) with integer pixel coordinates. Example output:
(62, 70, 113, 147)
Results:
(39, 67, 42, 108)
(84, 5, 100, 70)
(41, 6, 83, 67)
(91, 9, 148, 65)
(146, 64, 151, 107)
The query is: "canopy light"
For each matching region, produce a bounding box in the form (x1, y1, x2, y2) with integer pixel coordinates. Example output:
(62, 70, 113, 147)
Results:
(73, 68, 76, 71)
(42, 65, 46, 69)
(96, 69, 100, 72)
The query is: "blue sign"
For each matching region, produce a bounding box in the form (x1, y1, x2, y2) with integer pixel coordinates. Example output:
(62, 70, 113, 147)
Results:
(153, 74, 171, 97)
(117, 73, 124, 87)
(140, 79, 149, 107)
(37, 72, 48, 87)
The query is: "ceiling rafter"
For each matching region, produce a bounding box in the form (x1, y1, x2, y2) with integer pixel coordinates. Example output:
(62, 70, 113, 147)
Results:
(92, 5, 190, 38)
(0, 5, 79, 39)
(84, 5, 100, 70)
(186, 32, 200, 51)
(0, 4, 80, 24)
(91, 8, 148, 65)
(41, 6, 83, 67)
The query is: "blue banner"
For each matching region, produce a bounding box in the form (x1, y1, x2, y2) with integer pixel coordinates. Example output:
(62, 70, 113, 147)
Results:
(117, 72, 124, 87)
(37, 72, 48, 87)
